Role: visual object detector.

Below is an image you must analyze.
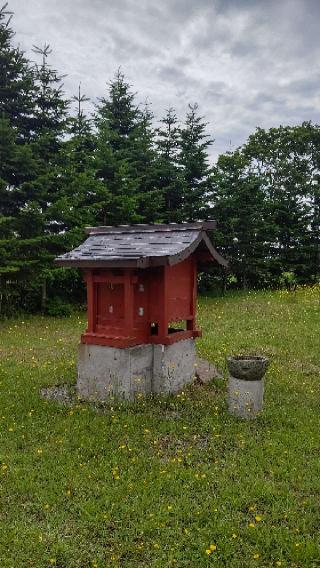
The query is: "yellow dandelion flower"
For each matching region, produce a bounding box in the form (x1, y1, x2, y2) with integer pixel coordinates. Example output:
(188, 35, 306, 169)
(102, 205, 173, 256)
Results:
(249, 523, 255, 528)
(255, 515, 262, 522)
(253, 553, 260, 560)
(209, 544, 217, 551)
(205, 549, 212, 555)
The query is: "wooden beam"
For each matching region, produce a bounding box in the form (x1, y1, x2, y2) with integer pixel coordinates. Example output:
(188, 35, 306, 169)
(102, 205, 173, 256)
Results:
(86, 271, 95, 333)
(124, 269, 134, 335)
(85, 220, 217, 235)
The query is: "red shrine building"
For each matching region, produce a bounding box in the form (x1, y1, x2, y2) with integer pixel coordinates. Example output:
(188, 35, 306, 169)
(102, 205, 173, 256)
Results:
(56, 221, 227, 400)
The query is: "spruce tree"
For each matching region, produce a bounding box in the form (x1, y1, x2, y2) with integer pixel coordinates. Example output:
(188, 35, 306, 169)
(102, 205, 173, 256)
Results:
(0, 3, 34, 136)
(178, 103, 213, 221)
(132, 102, 163, 222)
(155, 107, 183, 222)
(94, 70, 161, 225)
(56, 84, 105, 236)
(12, 43, 70, 311)
(0, 4, 38, 312)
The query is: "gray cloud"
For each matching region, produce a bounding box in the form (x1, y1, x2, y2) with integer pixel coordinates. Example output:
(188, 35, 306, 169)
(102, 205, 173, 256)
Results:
(9, 0, 320, 159)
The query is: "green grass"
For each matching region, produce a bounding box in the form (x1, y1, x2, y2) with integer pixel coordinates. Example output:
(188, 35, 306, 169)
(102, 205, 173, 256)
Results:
(0, 287, 320, 567)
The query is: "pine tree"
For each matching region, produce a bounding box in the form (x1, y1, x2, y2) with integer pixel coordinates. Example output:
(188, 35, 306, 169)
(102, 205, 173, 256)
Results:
(94, 70, 163, 226)
(0, 4, 38, 313)
(179, 103, 213, 221)
(94, 70, 140, 225)
(55, 84, 105, 236)
(132, 102, 163, 222)
(11, 43, 70, 311)
(0, 2, 35, 235)
(155, 107, 183, 222)
(0, 2, 34, 136)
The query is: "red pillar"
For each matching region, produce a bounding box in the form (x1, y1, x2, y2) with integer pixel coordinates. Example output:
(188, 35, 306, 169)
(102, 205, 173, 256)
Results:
(157, 265, 169, 342)
(124, 269, 134, 338)
(187, 258, 197, 332)
(86, 270, 96, 333)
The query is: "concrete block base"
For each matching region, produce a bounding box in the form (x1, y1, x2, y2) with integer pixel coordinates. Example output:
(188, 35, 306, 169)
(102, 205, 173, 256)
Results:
(228, 376, 264, 419)
(77, 339, 196, 401)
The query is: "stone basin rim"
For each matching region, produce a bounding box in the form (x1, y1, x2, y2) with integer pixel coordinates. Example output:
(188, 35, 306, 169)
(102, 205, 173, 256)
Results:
(227, 355, 268, 362)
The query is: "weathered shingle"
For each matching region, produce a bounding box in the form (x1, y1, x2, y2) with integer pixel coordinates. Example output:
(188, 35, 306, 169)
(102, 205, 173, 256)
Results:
(55, 221, 228, 268)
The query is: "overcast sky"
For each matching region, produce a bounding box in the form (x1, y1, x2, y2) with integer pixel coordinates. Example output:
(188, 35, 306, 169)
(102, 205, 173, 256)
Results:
(9, 0, 320, 160)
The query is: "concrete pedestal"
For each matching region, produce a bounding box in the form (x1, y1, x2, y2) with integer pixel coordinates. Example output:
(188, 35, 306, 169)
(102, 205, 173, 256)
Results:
(228, 376, 264, 419)
(77, 339, 196, 401)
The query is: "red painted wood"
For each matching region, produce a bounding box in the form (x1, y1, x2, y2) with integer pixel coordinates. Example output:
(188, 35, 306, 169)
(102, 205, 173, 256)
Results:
(187, 258, 197, 332)
(156, 265, 168, 343)
(86, 271, 95, 333)
(81, 333, 143, 348)
(124, 269, 134, 333)
(81, 257, 201, 348)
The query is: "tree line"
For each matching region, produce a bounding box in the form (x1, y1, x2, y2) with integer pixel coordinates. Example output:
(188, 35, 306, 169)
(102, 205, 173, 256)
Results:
(1, 4, 319, 315)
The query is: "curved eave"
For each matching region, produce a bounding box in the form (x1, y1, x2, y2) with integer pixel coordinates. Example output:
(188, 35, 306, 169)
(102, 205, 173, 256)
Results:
(54, 231, 228, 269)
(201, 233, 229, 268)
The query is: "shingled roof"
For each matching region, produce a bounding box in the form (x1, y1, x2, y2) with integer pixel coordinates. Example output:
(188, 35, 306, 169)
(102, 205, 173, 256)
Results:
(55, 221, 228, 269)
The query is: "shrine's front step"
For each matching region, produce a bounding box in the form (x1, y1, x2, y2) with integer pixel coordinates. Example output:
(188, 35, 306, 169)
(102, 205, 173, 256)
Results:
(77, 339, 196, 401)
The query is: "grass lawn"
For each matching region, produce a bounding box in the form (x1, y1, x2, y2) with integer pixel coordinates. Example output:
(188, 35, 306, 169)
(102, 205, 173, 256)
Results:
(0, 287, 319, 567)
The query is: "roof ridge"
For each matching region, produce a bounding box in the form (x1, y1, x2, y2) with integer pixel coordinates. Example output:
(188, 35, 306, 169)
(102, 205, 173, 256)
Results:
(85, 220, 216, 235)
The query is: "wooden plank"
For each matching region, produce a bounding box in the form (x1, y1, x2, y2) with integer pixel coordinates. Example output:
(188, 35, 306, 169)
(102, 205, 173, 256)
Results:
(187, 258, 197, 332)
(124, 269, 135, 336)
(157, 266, 168, 342)
(86, 271, 95, 333)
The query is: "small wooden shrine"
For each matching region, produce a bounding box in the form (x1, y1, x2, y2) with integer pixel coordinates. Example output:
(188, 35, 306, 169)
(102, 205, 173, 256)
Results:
(56, 221, 227, 348)
(55, 221, 227, 400)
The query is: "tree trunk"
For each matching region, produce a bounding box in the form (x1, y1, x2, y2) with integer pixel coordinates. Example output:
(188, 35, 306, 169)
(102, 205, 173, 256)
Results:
(242, 271, 247, 290)
(41, 280, 47, 313)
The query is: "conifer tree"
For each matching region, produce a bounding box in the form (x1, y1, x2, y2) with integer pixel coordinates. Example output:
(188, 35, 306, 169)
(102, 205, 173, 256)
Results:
(155, 107, 183, 222)
(0, 3, 34, 136)
(0, 4, 38, 312)
(94, 70, 140, 225)
(94, 70, 161, 225)
(132, 102, 163, 222)
(178, 103, 213, 221)
(56, 84, 105, 236)
(11, 43, 70, 310)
